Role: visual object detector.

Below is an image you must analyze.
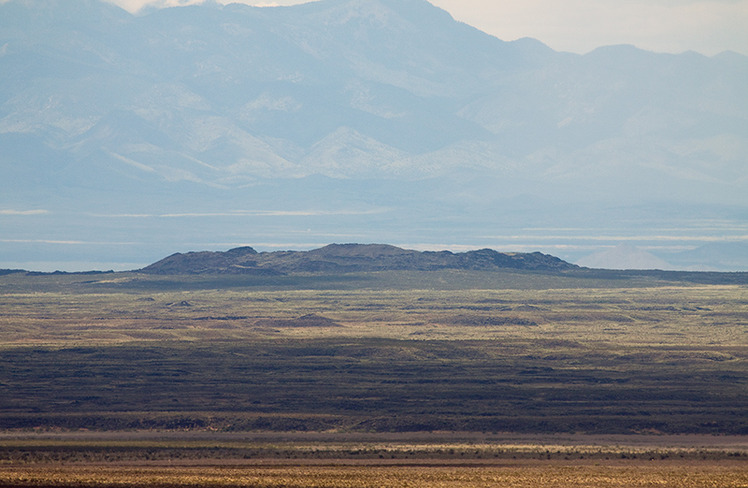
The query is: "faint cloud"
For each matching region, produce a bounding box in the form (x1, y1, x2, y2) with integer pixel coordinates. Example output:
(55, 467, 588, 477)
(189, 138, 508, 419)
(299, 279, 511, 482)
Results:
(477, 234, 748, 243)
(0, 209, 49, 215)
(109, 152, 157, 173)
(0, 239, 87, 245)
(0, 261, 143, 272)
(89, 209, 388, 218)
(0, 239, 139, 245)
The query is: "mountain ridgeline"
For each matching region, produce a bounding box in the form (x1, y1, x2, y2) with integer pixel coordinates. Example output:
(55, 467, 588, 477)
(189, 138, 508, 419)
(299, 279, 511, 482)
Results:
(1, 0, 746, 194)
(140, 244, 577, 274)
(1, 0, 747, 271)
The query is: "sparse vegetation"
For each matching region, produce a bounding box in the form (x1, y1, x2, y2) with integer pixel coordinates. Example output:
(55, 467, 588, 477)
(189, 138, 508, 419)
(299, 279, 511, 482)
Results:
(0, 268, 746, 485)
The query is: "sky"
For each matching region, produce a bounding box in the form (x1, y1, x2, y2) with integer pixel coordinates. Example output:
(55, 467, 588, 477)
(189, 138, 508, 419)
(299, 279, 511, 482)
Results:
(108, 0, 748, 56)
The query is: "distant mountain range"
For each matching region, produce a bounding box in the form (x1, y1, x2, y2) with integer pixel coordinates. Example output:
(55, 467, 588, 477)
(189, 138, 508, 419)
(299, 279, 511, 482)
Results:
(1, 0, 746, 271)
(3, 0, 745, 189)
(6, 244, 747, 288)
(141, 243, 577, 274)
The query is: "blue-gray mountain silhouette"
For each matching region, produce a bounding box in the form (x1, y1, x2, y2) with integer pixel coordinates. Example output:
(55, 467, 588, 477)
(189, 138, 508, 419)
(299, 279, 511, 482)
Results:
(1, 0, 746, 271)
(140, 243, 577, 274)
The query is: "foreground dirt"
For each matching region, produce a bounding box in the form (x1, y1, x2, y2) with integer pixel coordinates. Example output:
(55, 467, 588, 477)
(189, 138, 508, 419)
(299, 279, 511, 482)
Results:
(0, 432, 746, 487)
(1, 460, 747, 488)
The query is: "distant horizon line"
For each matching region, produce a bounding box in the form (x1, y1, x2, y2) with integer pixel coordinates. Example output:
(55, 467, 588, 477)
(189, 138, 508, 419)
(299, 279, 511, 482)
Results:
(2, 240, 748, 273)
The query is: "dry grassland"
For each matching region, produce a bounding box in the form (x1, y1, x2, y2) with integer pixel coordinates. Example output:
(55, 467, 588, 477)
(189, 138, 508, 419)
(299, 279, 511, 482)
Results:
(1, 279, 746, 348)
(0, 270, 746, 485)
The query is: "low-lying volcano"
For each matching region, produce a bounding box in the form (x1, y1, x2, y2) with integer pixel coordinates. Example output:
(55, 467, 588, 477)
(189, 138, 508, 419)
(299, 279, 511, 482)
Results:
(139, 244, 577, 275)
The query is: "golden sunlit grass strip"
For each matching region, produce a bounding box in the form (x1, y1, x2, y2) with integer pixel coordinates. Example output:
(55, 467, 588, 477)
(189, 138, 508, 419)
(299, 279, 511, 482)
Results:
(1, 463, 748, 488)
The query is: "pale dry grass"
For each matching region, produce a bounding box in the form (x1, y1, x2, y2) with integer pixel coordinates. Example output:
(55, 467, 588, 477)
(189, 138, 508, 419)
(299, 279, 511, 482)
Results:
(1, 285, 746, 347)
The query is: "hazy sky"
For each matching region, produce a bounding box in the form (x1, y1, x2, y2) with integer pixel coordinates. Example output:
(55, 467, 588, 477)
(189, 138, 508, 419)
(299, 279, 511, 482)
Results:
(108, 0, 748, 56)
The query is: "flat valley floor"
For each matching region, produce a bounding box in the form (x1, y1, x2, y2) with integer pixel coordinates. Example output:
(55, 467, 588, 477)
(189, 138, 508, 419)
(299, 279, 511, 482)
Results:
(0, 269, 746, 486)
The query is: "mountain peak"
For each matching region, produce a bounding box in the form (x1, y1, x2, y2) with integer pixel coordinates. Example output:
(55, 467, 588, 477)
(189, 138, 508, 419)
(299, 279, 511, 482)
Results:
(309, 243, 418, 258)
(577, 245, 673, 271)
